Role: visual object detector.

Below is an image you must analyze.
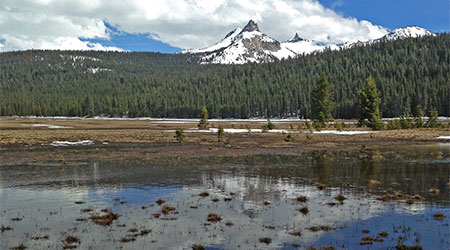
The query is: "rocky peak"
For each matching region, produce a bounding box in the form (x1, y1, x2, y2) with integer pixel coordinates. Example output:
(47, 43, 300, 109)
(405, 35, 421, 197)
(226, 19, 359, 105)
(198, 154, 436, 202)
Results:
(241, 20, 260, 33)
(289, 33, 305, 42)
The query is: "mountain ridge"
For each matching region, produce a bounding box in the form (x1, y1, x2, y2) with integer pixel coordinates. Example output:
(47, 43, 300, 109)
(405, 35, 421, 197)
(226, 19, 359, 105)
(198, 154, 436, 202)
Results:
(183, 20, 436, 64)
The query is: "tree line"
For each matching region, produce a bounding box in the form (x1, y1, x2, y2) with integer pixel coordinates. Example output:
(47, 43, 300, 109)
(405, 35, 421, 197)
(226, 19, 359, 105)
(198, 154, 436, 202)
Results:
(310, 74, 442, 130)
(0, 34, 448, 118)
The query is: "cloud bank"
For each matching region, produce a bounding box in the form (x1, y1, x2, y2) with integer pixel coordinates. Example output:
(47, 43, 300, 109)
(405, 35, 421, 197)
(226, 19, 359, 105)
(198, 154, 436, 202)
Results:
(0, 0, 388, 52)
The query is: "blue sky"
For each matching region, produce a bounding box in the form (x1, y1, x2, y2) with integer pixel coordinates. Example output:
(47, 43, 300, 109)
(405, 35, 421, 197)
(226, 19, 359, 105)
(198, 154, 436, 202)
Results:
(86, 0, 448, 53)
(82, 24, 182, 53)
(1, 0, 448, 53)
(319, 0, 449, 33)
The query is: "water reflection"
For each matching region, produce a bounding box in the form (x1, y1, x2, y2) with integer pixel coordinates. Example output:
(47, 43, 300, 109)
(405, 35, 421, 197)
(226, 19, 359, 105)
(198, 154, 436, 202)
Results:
(0, 147, 449, 249)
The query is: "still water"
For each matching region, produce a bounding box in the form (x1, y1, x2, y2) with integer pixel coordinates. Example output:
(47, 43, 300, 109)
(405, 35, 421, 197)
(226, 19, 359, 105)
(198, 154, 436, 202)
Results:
(0, 145, 449, 249)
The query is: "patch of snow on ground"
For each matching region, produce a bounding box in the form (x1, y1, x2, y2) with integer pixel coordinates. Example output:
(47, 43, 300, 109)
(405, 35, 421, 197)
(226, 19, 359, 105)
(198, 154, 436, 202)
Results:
(32, 124, 73, 129)
(311, 130, 374, 135)
(50, 140, 94, 147)
(88, 67, 111, 74)
(178, 128, 290, 133)
(437, 136, 450, 140)
(175, 128, 372, 135)
(150, 121, 197, 124)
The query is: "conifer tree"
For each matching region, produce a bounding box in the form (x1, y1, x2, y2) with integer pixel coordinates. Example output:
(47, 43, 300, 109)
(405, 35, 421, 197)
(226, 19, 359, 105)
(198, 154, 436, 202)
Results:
(217, 125, 224, 142)
(175, 128, 185, 142)
(198, 106, 209, 129)
(425, 107, 439, 128)
(414, 105, 424, 128)
(311, 73, 335, 129)
(357, 76, 384, 130)
(82, 96, 95, 117)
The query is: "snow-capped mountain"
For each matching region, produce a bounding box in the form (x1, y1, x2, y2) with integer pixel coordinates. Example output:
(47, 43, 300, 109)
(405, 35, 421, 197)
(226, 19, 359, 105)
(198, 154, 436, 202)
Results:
(184, 20, 329, 64)
(183, 20, 435, 64)
(380, 26, 436, 41)
(185, 20, 290, 64)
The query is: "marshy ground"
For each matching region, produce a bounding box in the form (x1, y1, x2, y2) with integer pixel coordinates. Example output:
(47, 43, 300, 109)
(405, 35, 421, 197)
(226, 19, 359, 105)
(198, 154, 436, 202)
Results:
(0, 117, 449, 164)
(0, 117, 449, 249)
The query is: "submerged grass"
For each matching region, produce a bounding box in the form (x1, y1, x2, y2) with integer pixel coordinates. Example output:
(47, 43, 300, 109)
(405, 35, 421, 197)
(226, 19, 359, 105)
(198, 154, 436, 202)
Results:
(258, 237, 272, 244)
(161, 205, 175, 215)
(11, 243, 27, 250)
(207, 213, 222, 222)
(89, 210, 119, 226)
(296, 196, 308, 202)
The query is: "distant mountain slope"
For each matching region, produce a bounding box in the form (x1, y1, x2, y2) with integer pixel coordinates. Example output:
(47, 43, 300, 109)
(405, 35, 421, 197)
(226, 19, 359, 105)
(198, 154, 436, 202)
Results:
(183, 20, 436, 64)
(0, 34, 448, 118)
(381, 26, 436, 41)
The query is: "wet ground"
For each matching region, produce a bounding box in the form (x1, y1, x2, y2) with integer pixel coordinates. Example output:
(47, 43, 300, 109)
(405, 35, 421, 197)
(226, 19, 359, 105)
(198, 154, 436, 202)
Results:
(0, 145, 449, 249)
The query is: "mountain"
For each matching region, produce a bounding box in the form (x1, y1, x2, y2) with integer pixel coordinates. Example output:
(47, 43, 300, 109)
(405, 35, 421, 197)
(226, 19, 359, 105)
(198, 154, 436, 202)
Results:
(380, 26, 436, 41)
(184, 20, 291, 64)
(1, 33, 448, 118)
(183, 20, 436, 64)
(183, 20, 328, 64)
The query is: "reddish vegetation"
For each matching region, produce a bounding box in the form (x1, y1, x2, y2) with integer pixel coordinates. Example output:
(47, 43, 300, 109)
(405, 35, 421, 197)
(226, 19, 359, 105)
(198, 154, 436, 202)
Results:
(433, 212, 446, 221)
(161, 205, 175, 215)
(296, 196, 308, 202)
(89, 210, 119, 226)
(207, 213, 222, 222)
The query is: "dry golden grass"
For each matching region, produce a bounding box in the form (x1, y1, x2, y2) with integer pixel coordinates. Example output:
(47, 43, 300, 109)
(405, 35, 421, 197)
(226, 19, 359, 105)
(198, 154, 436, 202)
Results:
(0, 117, 448, 164)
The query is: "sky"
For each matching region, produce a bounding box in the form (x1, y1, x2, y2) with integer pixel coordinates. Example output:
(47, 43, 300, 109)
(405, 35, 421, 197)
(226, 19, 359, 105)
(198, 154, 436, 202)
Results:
(0, 0, 448, 53)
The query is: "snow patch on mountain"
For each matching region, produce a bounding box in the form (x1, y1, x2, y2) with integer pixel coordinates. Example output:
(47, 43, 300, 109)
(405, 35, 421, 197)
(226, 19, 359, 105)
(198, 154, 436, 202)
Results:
(382, 26, 436, 41)
(184, 21, 435, 65)
(183, 28, 242, 54)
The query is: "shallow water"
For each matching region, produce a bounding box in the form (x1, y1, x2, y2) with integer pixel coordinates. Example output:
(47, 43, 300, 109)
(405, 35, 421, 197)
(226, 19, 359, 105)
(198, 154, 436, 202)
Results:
(0, 146, 449, 249)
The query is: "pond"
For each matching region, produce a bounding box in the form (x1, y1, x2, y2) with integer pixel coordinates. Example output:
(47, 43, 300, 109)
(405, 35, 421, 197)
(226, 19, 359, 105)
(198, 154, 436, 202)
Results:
(0, 145, 449, 249)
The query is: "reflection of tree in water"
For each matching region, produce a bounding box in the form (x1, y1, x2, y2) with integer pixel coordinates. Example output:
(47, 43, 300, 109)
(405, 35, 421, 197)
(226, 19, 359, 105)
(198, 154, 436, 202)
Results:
(355, 148, 449, 201)
(207, 171, 287, 204)
(358, 148, 383, 183)
(197, 151, 449, 203)
(311, 151, 335, 185)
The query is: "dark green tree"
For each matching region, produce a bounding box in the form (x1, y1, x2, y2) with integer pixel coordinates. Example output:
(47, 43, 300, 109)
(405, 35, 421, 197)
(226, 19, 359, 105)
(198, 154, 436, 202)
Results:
(263, 119, 276, 130)
(217, 125, 224, 142)
(175, 128, 185, 142)
(311, 73, 335, 129)
(82, 96, 95, 117)
(414, 105, 424, 128)
(198, 106, 209, 129)
(357, 76, 384, 130)
(425, 107, 439, 128)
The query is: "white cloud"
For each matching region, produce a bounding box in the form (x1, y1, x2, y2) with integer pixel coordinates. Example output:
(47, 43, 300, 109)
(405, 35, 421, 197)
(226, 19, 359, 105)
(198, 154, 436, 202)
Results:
(0, 0, 388, 51)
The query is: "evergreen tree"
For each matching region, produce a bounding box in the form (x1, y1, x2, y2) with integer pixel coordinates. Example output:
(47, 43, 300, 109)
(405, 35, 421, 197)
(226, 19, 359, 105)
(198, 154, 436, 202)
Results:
(311, 73, 335, 129)
(217, 125, 224, 142)
(414, 105, 424, 128)
(425, 107, 439, 128)
(198, 106, 209, 129)
(175, 128, 185, 142)
(0, 34, 448, 119)
(82, 96, 95, 117)
(263, 119, 276, 130)
(357, 76, 384, 130)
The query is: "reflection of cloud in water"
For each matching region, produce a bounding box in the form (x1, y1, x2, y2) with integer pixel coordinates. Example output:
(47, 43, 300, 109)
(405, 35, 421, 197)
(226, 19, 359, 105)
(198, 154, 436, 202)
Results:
(314, 207, 450, 249)
(1, 148, 449, 249)
(189, 174, 389, 247)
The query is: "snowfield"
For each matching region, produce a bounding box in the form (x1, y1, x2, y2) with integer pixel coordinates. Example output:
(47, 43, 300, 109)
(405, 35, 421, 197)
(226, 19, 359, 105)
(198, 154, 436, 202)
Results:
(31, 124, 73, 129)
(182, 21, 435, 65)
(49, 140, 94, 147)
(167, 128, 375, 135)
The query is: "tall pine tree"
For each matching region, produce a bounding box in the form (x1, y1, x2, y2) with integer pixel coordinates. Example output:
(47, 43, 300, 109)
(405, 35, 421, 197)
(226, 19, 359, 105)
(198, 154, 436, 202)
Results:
(357, 76, 384, 130)
(311, 73, 335, 129)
